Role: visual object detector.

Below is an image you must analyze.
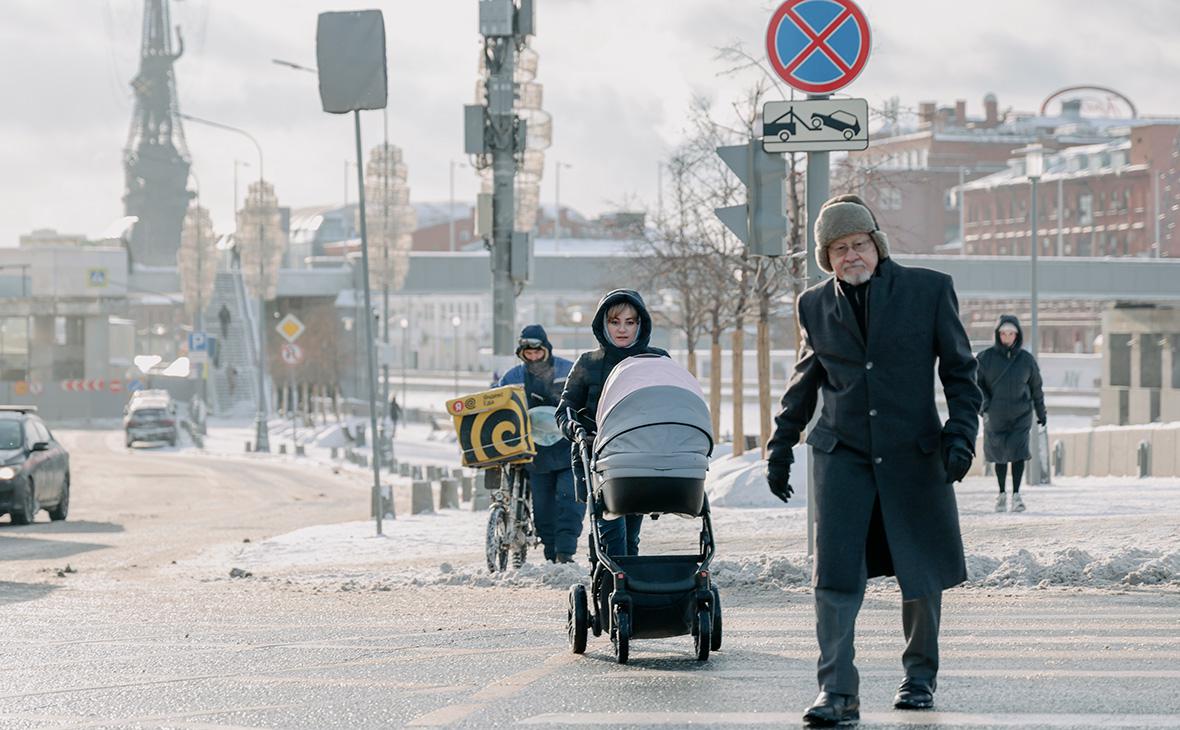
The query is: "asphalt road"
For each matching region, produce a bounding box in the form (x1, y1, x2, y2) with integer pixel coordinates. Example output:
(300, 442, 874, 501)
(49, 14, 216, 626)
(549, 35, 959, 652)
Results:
(2, 428, 1179, 729)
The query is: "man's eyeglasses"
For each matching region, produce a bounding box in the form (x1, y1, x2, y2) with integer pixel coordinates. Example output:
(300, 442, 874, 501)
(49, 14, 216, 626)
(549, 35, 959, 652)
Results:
(828, 238, 874, 259)
(518, 338, 545, 350)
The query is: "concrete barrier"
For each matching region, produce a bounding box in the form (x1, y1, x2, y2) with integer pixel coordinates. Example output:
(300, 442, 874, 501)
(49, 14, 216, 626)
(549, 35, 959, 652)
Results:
(471, 489, 492, 511)
(411, 480, 434, 514)
(1049, 423, 1180, 477)
(438, 478, 460, 510)
(460, 475, 474, 502)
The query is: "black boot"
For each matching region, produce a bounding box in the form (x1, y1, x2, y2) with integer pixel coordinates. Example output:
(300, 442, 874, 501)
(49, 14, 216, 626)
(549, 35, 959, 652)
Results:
(803, 691, 859, 727)
(893, 678, 935, 710)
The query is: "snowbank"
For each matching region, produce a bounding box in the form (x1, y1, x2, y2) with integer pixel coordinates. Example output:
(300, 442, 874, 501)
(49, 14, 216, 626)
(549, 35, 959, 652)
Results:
(706, 444, 808, 508)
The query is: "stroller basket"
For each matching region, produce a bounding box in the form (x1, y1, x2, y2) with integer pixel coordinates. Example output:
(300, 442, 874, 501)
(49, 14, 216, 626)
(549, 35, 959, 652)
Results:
(610, 555, 703, 640)
(600, 476, 705, 517)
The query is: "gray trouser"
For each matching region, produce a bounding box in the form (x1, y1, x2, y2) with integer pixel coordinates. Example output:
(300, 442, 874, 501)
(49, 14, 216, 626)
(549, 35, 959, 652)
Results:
(814, 560, 942, 695)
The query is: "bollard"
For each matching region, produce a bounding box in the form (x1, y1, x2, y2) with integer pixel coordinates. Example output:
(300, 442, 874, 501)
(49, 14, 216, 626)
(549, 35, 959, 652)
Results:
(438, 478, 460, 509)
(331, 447, 339, 460)
(398, 463, 410, 477)
(471, 488, 492, 511)
(1052, 440, 1065, 477)
(426, 465, 441, 480)
(245, 441, 253, 452)
(278, 444, 287, 455)
(411, 480, 435, 514)
(358, 453, 369, 468)
(295, 445, 306, 457)
(355, 423, 366, 447)
(412, 465, 424, 480)
(460, 475, 474, 502)
(451, 468, 464, 479)
(1137, 440, 1151, 478)
(744, 434, 759, 451)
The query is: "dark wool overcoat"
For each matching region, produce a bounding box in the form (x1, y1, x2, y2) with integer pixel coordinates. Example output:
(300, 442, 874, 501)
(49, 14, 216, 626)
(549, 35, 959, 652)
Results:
(976, 315, 1047, 464)
(767, 258, 982, 600)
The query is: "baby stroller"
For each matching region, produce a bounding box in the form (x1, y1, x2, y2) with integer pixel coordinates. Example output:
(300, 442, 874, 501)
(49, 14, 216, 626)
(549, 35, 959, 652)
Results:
(566, 354, 720, 663)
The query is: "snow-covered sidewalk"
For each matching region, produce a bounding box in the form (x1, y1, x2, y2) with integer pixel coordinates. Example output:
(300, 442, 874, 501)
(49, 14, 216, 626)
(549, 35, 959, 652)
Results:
(178, 416, 1180, 594)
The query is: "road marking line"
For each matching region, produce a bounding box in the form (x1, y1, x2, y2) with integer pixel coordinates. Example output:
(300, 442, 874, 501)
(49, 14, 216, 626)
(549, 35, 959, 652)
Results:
(406, 652, 577, 727)
(520, 711, 1180, 726)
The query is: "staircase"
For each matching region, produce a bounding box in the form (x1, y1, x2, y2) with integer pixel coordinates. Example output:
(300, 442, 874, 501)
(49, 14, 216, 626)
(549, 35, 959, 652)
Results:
(205, 270, 260, 416)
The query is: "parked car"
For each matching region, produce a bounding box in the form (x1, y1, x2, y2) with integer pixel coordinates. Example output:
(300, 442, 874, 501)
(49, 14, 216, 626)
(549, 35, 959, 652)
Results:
(0, 406, 71, 525)
(124, 394, 178, 447)
(809, 109, 861, 140)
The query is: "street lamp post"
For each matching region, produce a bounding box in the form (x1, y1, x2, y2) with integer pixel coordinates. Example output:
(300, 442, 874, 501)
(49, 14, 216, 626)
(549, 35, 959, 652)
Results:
(555, 161, 572, 250)
(451, 315, 462, 397)
(449, 160, 468, 252)
(570, 309, 583, 357)
(400, 317, 409, 407)
(180, 112, 270, 452)
(1022, 142, 1046, 484)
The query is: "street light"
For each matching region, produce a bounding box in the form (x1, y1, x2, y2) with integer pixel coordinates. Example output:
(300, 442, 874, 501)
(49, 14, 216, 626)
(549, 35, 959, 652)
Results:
(179, 111, 270, 452)
(570, 309, 583, 357)
(451, 315, 462, 397)
(1020, 142, 1047, 484)
(400, 317, 409, 406)
(449, 160, 468, 252)
(555, 161, 573, 250)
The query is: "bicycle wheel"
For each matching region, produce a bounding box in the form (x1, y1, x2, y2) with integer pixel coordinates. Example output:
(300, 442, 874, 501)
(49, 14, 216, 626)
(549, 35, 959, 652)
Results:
(485, 504, 509, 573)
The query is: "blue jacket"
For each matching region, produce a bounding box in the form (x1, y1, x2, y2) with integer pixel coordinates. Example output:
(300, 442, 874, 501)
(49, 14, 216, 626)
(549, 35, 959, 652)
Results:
(497, 325, 574, 473)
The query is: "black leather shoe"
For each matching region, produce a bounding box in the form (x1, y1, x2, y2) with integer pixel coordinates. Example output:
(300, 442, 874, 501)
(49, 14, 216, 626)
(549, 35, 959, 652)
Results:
(556, 553, 574, 564)
(803, 691, 860, 727)
(893, 678, 934, 710)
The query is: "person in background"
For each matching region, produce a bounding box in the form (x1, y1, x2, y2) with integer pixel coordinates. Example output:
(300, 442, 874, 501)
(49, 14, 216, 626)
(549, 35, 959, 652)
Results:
(976, 315, 1047, 513)
(218, 304, 232, 340)
(498, 325, 583, 563)
(388, 393, 403, 436)
(557, 290, 668, 559)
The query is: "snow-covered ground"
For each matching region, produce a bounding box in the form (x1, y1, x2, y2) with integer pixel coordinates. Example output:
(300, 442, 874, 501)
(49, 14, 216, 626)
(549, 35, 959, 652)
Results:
(179, 413, 1180, 596)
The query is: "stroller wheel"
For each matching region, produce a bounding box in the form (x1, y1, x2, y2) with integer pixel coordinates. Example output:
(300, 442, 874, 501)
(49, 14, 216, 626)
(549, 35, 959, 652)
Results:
(613, 612, 631, 664)
(568, 585, 589, 654)
(710, 587, 723, 652)
(694, 609, 711, 661)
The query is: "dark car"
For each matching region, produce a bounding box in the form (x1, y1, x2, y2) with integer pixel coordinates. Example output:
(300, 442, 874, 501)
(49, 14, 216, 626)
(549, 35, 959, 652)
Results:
(809, 109, 861, 140)
(0, 406, 71, 525)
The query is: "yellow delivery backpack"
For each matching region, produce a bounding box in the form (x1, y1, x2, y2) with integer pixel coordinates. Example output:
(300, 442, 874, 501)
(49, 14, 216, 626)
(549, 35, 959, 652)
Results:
(446, 385, 536, 468)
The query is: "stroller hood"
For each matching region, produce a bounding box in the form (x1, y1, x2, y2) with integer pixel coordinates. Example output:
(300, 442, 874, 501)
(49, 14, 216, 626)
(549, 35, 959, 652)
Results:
(594, 354, 714, 461)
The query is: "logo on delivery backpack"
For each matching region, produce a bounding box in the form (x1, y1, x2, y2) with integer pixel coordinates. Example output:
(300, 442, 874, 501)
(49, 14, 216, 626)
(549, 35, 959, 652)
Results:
(451, 400, 465, 413)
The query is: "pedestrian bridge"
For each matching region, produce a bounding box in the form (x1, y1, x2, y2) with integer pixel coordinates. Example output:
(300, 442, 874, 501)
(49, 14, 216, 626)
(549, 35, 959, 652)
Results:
(265, 252, 1180, 302)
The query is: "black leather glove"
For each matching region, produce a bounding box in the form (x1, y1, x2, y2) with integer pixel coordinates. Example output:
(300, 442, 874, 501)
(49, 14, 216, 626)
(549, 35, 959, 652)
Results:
(942, 437, 973, 483)
(766, 459, 793, 503)
(1037, 416, 1047, 427)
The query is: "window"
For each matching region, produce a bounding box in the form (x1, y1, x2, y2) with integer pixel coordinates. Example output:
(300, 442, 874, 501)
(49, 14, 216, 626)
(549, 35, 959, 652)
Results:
(1140, 334, 1162, 388)
(23, 421, 38, 447)
(879, 187, 902, 210)
(1078, 193, 1093, 225)
(1109, 334, 1132, 387)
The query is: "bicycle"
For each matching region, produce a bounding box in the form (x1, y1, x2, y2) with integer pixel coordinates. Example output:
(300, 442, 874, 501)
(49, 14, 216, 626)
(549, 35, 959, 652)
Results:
(483, 461, 537, 573)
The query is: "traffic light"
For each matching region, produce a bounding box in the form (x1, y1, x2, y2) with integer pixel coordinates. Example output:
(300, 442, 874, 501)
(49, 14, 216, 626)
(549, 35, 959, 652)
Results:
(714, 140, 789, 257)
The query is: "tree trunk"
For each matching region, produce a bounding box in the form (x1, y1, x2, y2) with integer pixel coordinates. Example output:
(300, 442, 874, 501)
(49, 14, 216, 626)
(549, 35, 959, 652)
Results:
(731, 318, 745, 457)
(757, 291, 772, 460)
(710, 329, 722, 441)
(686, 344, 697, 377)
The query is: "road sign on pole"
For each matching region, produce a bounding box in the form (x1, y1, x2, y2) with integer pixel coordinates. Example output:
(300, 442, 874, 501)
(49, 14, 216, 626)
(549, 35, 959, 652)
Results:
(188, 331, 208, 353)
(762, 98, 869, 152)
(276, 313, 305, 343)
(766, 0, 871, 94)
(280, 342, 304, 366)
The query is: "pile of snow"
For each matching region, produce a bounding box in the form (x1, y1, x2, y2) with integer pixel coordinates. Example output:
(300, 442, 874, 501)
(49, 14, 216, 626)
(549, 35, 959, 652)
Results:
(967, 547, 1180, 588)
(706, 444, 808, 508)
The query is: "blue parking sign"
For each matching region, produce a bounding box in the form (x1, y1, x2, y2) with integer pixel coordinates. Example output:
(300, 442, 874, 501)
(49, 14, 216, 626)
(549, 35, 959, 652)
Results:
(188, 332, 208, 352)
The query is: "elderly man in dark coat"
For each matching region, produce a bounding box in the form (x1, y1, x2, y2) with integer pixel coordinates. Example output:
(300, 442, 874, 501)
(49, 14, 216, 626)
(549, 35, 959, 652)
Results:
(976, 314, 1047, 513)
(766, 194, 982, 727)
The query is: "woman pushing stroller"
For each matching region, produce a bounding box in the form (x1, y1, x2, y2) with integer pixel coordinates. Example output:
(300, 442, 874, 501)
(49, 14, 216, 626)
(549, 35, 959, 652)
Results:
(557, 289, 668, 557)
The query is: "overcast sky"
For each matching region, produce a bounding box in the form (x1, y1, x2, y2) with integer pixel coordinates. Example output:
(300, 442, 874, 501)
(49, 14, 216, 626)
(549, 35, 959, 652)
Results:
(1, 0, 1177, 248)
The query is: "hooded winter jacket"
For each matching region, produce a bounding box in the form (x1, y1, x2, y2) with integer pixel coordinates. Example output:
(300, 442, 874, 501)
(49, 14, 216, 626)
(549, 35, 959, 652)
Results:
(975, 314, 1046, 463)
(497, 324, 574, 473)
(556, 289, 668, 440)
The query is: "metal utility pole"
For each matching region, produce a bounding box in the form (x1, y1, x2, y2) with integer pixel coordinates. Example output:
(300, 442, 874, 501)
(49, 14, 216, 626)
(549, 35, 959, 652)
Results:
(466, 0, 536, 356)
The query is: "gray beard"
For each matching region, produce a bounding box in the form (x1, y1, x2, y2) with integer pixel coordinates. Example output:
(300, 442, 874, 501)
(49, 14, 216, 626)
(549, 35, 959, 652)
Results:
(839, 269, 871, 285)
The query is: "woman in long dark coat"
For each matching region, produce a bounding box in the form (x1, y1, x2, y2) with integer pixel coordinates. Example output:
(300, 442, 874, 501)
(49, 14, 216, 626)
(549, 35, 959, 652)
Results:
(975, 315, 1047, 513)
